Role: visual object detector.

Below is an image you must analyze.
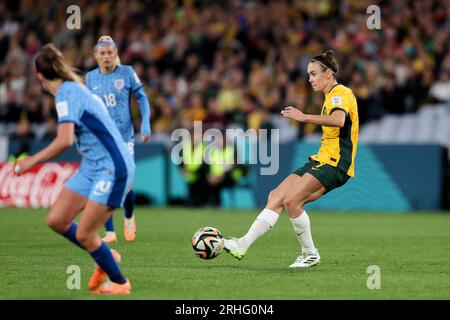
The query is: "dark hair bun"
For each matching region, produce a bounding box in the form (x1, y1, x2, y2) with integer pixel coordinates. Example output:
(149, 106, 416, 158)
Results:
(325, 50, 336, 59)
(311, 49, 339, 74)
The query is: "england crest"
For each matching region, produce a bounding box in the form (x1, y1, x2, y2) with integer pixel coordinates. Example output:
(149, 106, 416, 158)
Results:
(114, 79, 125, 90)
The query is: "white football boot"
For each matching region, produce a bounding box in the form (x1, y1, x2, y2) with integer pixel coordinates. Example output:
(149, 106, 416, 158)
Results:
(289, 250, 321, 268)
(223, 238, 247, 260)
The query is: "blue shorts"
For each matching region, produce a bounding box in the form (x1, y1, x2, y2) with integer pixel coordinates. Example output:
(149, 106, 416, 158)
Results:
(65, 169, 133, 208)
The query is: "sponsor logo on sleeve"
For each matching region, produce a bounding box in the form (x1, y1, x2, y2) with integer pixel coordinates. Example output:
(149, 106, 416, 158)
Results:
(133, 72, 141, 84)
(56, 101, 69, 117)
(331, 96, 343, 105)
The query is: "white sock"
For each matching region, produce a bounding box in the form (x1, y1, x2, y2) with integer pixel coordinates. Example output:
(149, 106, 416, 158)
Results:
(237, 208, 279, 250)
(290, 211, 317, 254)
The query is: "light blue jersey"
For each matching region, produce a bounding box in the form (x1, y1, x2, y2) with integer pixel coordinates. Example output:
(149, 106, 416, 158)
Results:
(56, 81, 134, 207)
(85, 65, 151, 151)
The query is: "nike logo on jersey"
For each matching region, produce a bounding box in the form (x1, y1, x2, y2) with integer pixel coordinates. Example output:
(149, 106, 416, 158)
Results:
(93, 86, 100, 91)
(312, 163, 326, 171)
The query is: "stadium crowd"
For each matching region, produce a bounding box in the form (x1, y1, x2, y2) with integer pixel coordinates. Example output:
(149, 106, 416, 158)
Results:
(1, 0, 449, 143)
(1, 0, 449, 140)
(0, 0, 449, 207)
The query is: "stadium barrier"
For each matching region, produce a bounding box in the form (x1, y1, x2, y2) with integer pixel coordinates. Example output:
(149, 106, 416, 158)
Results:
(4, 139, 447, 210)
(287, 142, 446, 211)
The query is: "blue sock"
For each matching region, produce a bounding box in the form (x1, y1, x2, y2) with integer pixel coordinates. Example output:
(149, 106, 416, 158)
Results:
(90, 242, 126, 284)
(62, 222, 84, 249)
(124, 190, 135, 219)
(104, 216, 115, 232)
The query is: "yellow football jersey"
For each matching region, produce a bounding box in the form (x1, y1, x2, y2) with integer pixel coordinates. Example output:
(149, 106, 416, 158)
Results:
(310, 84, 359, 176)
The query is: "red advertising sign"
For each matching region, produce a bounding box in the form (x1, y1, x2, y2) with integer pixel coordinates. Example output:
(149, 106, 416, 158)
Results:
(0, 162, 79, 208)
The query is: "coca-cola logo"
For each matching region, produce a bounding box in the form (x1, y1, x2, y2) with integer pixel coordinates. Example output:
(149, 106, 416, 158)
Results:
(0, 162, 79, 208)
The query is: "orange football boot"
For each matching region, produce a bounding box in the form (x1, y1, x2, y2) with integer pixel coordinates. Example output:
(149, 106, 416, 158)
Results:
(87, 249, 121, 290)
(102, 232, 117, 243)
(90, 280, 131, 295)
(124, 216, 136, 242)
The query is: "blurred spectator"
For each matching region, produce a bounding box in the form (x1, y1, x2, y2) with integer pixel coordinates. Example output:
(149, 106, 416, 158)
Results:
(180, 128, 208, 207)
(203, 97, 227, 130)
(183, 92, 207, 122)
(206, 134, 238, 207)
(429, 71, 450, 103)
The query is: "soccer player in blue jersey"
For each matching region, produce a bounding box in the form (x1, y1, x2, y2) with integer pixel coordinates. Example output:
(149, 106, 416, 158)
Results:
(15, 44, 134, 294)
(85, 35, 151, 243)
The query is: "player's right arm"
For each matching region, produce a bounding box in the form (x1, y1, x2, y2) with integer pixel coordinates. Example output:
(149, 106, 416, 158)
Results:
(281, 106, 346, 127)
(15, 86, 81, 176)
(14, 123, 74, 175)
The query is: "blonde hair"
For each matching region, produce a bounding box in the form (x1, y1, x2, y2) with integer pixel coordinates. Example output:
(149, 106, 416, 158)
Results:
(35, 43, 84, 85)
(96, 35, 121, 65)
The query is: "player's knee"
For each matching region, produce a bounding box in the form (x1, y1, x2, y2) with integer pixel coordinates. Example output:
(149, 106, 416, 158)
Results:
(75, 230, 93, 248)
(283, 197, 298, 213)
(268, 189, 284, 207)
(283, 193, 308, 213)
(46, 215, 67, 233)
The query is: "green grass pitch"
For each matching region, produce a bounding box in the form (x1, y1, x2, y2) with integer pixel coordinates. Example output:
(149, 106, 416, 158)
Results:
(0, 207, 449, 299)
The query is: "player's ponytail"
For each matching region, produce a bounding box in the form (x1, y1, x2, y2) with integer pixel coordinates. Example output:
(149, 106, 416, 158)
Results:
(35, 43, 84, 85)
(311, 50, 339, 76)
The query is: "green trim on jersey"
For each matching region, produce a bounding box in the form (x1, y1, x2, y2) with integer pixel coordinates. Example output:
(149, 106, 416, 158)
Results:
(337, 113, 353, 173)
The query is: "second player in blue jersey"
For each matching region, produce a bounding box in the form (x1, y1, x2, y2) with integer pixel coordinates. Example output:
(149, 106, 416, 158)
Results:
(86, 35, 151, 243)
(16, 44, 134, 294)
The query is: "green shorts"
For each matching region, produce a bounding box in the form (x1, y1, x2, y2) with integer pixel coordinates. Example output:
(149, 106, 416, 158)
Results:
(293, 160, 350, 193)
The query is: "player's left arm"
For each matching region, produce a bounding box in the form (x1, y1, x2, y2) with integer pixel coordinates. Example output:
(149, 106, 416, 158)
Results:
(14, 123, 75, 175)
(281, 107, 346, 127)
(129, 67, 151, 142)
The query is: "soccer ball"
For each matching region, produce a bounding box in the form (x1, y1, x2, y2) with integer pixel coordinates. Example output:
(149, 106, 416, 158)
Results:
(192, 227, 224, 259)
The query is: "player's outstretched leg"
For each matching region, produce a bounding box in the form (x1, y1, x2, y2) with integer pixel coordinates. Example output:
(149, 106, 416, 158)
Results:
(223, 175, 300, 261)
(123, 190, 136, 242)
(224, 209, 279, 261)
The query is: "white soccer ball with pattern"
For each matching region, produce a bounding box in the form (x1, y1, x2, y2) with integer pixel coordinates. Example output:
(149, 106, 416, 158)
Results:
(192, 227, 224, 259)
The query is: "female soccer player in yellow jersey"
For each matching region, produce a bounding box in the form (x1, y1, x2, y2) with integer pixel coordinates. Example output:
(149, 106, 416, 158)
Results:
(223, 50, 359, 268)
